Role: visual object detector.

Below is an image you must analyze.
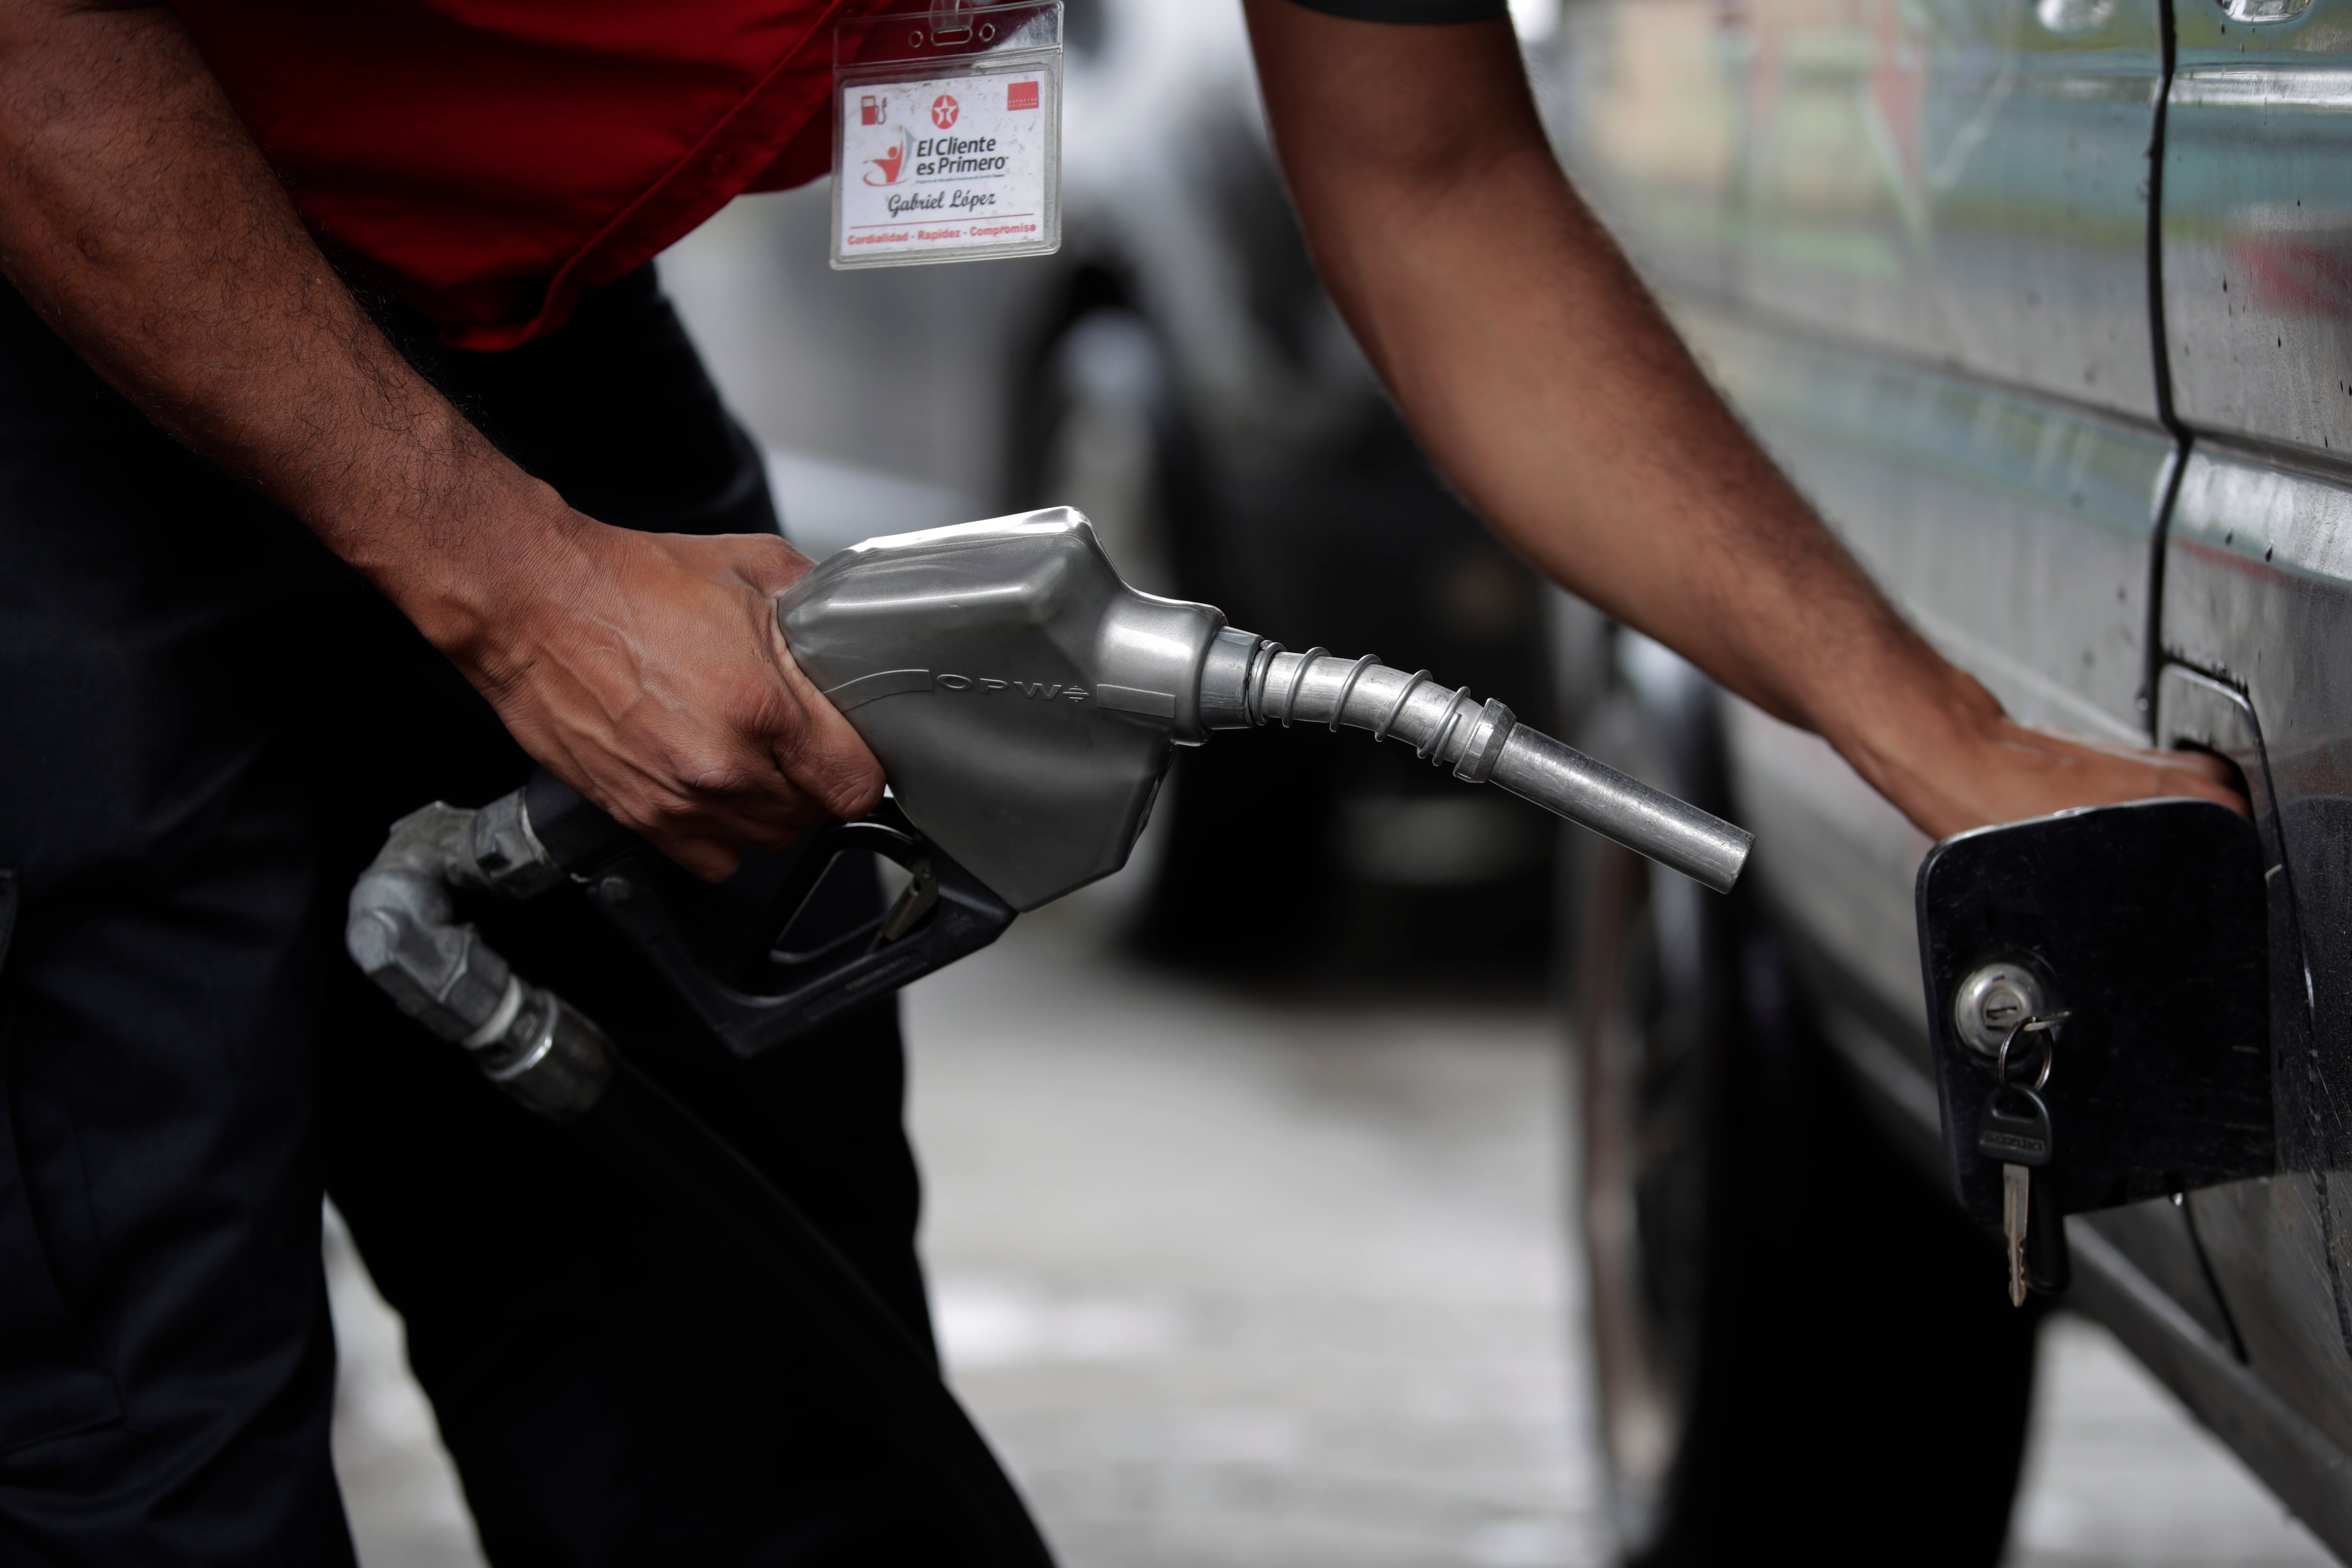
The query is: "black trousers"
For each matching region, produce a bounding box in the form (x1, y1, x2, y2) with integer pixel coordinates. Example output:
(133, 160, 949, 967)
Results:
(0, 268, 941, 1564)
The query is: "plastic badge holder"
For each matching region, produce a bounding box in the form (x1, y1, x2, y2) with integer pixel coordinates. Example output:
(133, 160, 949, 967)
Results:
(832, 3, 1063, 270)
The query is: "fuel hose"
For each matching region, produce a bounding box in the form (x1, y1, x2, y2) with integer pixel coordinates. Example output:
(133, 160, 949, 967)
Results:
(574, 1050, 1053, 1567)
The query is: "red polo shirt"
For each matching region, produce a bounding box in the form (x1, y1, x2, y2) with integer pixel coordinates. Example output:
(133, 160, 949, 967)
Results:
(174, 0, 903, 350)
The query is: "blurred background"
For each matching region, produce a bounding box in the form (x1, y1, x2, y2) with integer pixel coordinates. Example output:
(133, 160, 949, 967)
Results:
(327, 0, 2334, 1561)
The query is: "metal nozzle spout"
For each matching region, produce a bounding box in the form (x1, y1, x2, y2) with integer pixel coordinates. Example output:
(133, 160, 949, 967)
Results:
(1486, 722, 1750, 892)
(1198, 631, 1753, 892)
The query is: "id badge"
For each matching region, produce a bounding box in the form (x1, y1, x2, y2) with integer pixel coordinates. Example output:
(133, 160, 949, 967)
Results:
(832, 3, 1063, 269)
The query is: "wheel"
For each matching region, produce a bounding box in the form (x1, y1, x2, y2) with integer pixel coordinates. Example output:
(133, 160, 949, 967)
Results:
(1569, 660, 2040, 1566)
(1008, 305, 1200, 937)
(1018, 306, 1179, 597)
(1009, 297, 1556, 976)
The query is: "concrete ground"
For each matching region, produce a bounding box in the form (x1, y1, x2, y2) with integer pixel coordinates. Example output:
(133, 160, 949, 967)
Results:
(328, 904, 2334, 1567)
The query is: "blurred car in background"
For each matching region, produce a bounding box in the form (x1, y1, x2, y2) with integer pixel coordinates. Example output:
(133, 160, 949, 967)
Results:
(665, 0, 1564, 978)
(1531, 0, 2352, 1559)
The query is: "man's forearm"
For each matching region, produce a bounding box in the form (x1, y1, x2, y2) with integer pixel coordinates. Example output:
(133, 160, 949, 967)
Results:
(0, 1, 884, 876)
(0, 0, 570, 659)
(1240, 1, 2240, 836)
(1238, 8, 1959, 747)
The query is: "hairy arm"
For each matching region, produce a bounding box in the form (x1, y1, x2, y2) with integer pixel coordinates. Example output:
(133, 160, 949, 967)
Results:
(1241, 1, 2235, 836)
(0, 0, 881, 878)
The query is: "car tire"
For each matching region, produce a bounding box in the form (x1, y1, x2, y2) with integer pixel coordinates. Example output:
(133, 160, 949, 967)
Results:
(1570, 655, 2040, 1567)
(1011, 299, 1334, 963)
(1016, 305, 1182, 597)
(1008, 303, 1213, 939)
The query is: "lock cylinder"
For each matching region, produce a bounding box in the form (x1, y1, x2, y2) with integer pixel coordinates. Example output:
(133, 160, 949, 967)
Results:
(1195, 630, 1752, 894)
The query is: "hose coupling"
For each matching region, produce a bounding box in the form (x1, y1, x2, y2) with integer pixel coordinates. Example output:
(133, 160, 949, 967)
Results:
(346, 794, 613, 1120)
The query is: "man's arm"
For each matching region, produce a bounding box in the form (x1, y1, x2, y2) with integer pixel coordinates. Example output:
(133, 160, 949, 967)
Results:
(0, 0, 880, 879)
(1241, 1, 2236, 836)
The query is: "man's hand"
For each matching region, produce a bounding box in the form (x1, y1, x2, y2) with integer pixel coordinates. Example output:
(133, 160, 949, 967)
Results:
(0, 0, 878, 877)
(1242, 1, 2243, 838)
(1837, 661, 2241, 839)
(457, 520, 882, 881)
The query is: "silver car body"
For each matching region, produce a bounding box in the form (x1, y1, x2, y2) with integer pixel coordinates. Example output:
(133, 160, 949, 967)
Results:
(1533, 0, 2352, 1543)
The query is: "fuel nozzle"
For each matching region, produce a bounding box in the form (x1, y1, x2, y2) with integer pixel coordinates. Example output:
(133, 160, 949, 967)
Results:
(780, 509, 1753, 908)
(350, 509, 1753, 1078)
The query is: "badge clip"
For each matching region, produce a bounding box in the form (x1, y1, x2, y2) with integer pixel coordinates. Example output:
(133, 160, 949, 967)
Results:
(831, 2, 1064, 270)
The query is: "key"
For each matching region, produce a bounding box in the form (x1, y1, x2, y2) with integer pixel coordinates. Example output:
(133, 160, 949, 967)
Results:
(1978, 1083, 2054, 1307)
(2000, 1164, 2029, 1306)
(2023, 1149, 2072, 1297)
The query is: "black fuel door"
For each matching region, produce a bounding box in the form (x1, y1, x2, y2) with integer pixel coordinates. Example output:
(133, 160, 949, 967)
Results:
(1915, 799, 2273, 1267)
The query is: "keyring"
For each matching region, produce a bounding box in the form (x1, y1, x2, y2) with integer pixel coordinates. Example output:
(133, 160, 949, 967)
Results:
(1995, 1012, 2068, 1092)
